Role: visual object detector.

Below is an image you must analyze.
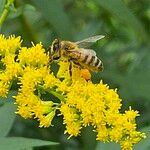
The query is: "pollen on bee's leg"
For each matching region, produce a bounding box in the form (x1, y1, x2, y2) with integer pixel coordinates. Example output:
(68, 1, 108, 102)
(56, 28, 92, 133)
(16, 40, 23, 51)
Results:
(80, 69, 91, 81)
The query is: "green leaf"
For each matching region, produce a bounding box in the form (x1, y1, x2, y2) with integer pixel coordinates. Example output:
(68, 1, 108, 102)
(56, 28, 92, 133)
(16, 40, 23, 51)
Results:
(0, 90, 17, 101)
(25, 148, 33, 150)
(0, 137, 58, 150)
(24, 4, 36, 12)
(32, 0, 73, 38)
(0, 102, 16, 137)
(81, 126, 97, 150)
(134, 126, 150, 150)
(95, 0, 148, 41)
(95, 142, 120, 150)
(120, 52, 150, 100)
(0, 0, 6, 15)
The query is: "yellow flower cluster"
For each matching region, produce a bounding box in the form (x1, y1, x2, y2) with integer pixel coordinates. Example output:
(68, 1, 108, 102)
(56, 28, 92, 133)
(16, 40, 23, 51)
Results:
(0, 35, 146, 150)
(0, 35, 22, 96)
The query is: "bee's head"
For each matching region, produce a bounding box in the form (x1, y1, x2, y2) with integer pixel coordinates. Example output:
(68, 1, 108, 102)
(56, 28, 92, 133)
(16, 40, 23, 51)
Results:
(51, 39, 61, 55)
(50, 39, 61, 61)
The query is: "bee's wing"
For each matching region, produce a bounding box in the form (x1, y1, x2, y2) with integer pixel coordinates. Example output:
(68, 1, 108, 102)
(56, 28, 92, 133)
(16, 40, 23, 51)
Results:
(79, 48, 96, 56)
(75, 35, 105, 47)
(68, 48, 96, 56)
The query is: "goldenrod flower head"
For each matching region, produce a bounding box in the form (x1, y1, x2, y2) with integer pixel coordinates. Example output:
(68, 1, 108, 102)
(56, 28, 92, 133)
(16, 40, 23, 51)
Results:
(0, 35, 21, 55)
(16, 105, 33, 119)
(0, 34, 146, 150)
(0, 82, 9, 97)
(2, 53, 15, 65)
(7, 35, 21, 53)
(43, 73, 60, 89)
(0, 35, 23, 97)
(60, 103, 82, 137)
(39, 110, 56, 128)
(33, 101, 54, 119)
(18, 43, 49, 67)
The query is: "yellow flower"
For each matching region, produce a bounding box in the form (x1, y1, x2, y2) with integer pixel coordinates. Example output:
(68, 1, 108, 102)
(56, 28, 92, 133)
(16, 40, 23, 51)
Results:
(18, 43, 49, 67)
(0, 35, 22, 97)
(0, 34, 146, 150)
(15, 93, 39, 106)
(18, 66, 49, 94)
(125, 106, 139, 121)
(0, 82, 9, 97)
(16, 105, 33, 119)
(59, 75, 145, 149)
(60, 103, 82, 137)
(65, 121, 82, 138)
(43, 73, 60, 89)
(96, 125, 109, 142)
(2, 53, 15, 65)
(109, 127, 123, 142)
(57, 59, 70, 79)
(0, 35, 21, 55)
(39, 110, 56, 128)
(6, 35, 21, 53)
(33, 101, 54, 119)
(130, 131, 146, 144)
(121, 139, 133, 150)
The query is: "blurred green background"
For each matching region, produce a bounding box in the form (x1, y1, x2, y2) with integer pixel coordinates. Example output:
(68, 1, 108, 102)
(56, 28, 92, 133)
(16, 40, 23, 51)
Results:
(0, 0, 150, 150)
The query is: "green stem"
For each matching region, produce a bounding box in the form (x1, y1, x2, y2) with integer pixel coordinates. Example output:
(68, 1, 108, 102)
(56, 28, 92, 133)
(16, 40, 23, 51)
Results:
(0, 0, 15, 27)
(49, 90, 65, 102)
(37, 85, 65, 102)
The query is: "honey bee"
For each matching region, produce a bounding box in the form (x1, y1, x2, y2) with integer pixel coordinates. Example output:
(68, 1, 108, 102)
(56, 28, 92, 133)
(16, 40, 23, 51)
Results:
(48, 35, 105, 74)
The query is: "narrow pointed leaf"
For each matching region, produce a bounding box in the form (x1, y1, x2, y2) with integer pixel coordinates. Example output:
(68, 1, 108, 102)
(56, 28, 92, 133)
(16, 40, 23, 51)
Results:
(0, 137, 58, 150)
(95, 142, 120, 150)
(0, 102, 16, 137)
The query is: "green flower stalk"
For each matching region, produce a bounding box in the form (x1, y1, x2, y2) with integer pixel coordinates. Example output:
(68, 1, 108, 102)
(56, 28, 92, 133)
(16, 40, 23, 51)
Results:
(0, 0, 15, 27)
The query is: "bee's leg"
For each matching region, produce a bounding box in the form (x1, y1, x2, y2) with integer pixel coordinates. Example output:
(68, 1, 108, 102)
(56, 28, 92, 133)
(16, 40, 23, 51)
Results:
(68, 58, 78, 77)
(72, 61, 82, 68)
(69, 61, 72, 77)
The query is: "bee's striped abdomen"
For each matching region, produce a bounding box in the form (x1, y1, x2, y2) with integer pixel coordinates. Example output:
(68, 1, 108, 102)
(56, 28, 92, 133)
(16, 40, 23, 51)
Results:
(91, 56, 103, 71)
(94, 58, 103, 71)
(81, 54, 103, 71)
(89, 56, 95, 65)
(81, 55, 88, 63)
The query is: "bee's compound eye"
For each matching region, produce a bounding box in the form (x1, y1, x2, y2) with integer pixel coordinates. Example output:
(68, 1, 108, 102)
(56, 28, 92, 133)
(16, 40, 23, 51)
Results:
(53, 44, 59, 51)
